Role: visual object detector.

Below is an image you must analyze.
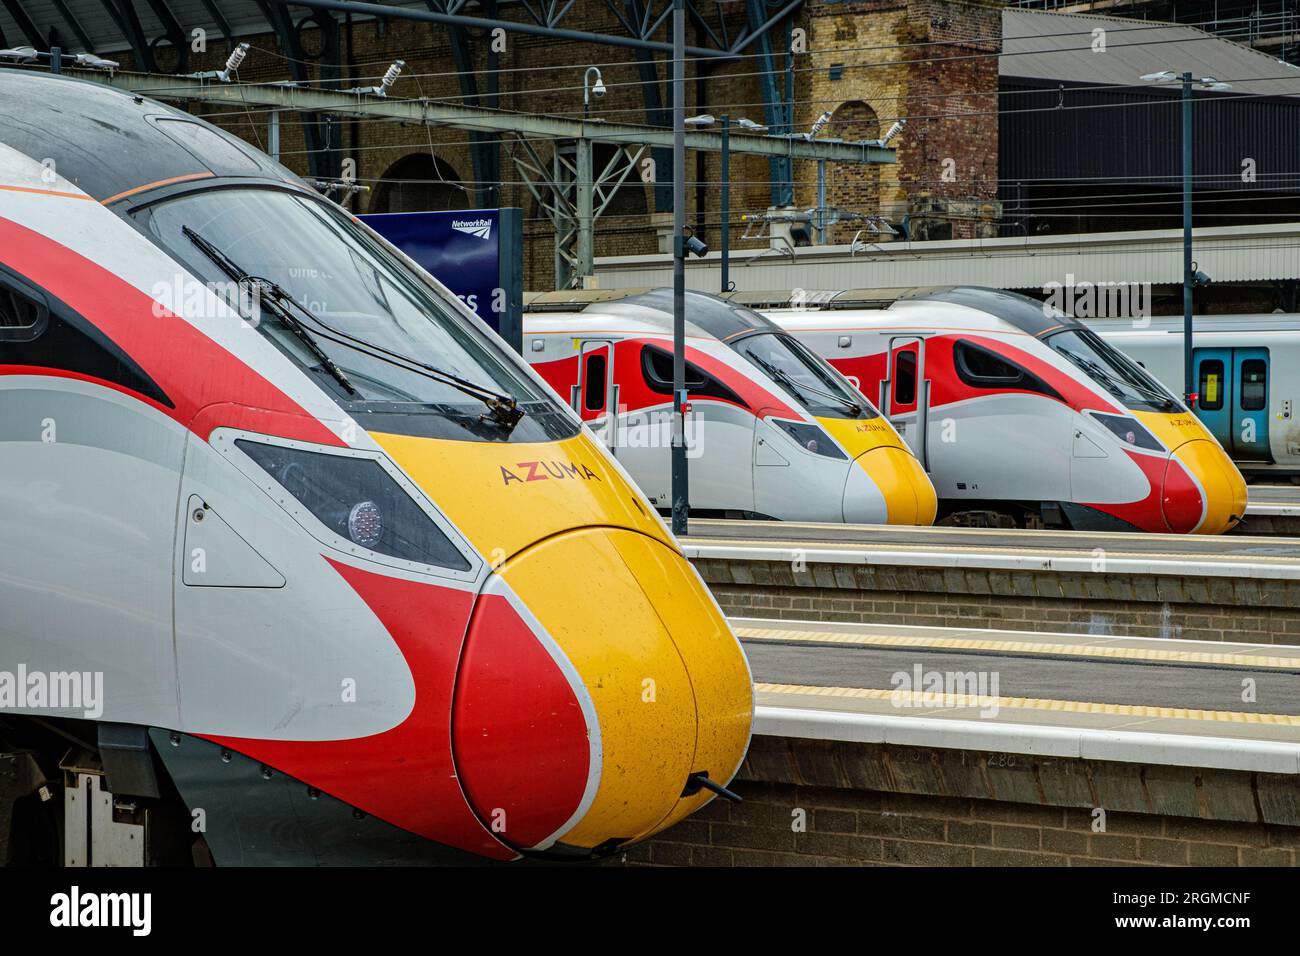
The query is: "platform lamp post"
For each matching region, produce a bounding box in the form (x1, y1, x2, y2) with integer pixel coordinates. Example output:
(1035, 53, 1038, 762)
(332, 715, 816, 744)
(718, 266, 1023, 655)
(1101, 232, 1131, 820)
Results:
(684, 114, 768, 295)
(1140, 70, 1231, 405)
(671, 0, 689, 535)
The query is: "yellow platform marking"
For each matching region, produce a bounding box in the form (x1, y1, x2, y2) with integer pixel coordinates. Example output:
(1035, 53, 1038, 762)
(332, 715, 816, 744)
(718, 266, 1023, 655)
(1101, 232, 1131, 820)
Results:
(735, 625, 1300, 670)
(755, 683, 1300, 726)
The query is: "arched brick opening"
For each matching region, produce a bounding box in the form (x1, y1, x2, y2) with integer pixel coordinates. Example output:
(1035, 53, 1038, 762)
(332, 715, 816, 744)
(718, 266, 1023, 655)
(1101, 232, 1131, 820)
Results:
(827, 101, 882, 245)
(369, 154, 471, 214)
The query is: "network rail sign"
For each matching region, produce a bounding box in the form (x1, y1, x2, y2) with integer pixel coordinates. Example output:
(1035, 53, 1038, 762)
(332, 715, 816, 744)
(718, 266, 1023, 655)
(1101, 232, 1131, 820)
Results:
(360, 207, 523, 352)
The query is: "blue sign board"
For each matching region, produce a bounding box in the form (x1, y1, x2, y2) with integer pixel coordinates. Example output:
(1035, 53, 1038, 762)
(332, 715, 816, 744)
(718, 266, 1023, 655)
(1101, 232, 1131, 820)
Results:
(360, 207, 522, 352)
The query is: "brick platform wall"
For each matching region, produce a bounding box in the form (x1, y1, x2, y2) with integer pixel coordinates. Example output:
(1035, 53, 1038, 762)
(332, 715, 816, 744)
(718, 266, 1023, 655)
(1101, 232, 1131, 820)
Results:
(692, 558, 1300, 645)
(612, 779, 1299, 867)
(607, 736, 1300, 867)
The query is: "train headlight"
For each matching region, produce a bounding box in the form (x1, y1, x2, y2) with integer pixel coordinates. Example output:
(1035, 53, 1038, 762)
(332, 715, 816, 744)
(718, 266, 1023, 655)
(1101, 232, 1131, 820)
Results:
(347, 500, 383, 548)
(1091, 413, 1163, 451)
(772, 419, 847, 459)
(235, 439, 469, 569)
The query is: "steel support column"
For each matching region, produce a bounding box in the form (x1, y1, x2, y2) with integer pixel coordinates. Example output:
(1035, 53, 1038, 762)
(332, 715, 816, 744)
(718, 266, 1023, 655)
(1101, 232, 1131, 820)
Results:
(747, 0, 794, 207)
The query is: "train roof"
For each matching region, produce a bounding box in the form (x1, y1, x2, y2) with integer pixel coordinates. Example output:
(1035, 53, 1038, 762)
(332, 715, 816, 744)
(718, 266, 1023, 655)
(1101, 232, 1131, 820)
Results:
(523, 288, 784, 342)
(0, 68, 300, 203)
(525, 286, 1085, 339)
(895, 287, 1078, 337)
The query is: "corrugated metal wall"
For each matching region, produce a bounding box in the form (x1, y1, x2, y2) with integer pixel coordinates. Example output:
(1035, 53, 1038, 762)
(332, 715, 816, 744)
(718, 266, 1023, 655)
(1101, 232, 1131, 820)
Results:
(1000, 78, 1300, 193)
(590, 223, 1300, 292)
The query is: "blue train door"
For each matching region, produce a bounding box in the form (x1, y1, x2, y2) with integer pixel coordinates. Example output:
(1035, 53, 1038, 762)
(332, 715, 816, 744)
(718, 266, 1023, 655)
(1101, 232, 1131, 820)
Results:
(1193, 348, 1271, 462)
(1232, 348, 1271, 461)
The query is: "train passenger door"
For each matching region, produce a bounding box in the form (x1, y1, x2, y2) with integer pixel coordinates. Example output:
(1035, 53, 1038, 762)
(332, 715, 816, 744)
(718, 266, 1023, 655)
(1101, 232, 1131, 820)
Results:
(573, 339, 619, 453)
(1232, 348, 1270, 461)
(882, 336, 929, 468)
(1194, 347, 1271, 461)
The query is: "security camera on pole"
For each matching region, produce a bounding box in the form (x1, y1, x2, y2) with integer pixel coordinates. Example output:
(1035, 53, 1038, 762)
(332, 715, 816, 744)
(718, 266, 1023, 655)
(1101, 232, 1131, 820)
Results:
(1140, 69, 1231, 406)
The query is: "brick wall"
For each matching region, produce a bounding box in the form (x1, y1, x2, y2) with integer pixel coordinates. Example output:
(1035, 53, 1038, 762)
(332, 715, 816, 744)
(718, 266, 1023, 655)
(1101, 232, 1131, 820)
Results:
(692, 558, 1300, 644)
(607, 736, 1300, 866)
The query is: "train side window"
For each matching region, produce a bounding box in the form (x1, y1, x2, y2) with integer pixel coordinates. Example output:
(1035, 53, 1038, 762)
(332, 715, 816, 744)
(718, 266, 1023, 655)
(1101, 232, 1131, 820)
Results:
(1198, 360, 1224, 411)
(955, 340, 1021, 384)
(894, 351, 917, 405)
(583, 352, 607, 411)
(0, 275, 51, 343)
(640, 344, 747, 406)
(1240, 359, 1267, 412)
(954, 339, 1065, 402)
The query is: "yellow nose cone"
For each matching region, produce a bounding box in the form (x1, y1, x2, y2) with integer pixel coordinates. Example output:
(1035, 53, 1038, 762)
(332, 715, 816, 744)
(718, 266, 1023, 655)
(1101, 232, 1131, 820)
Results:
(495, 527, 753, 851)
(865, 446, 938, 526)
(1172, 439, 1248, 534)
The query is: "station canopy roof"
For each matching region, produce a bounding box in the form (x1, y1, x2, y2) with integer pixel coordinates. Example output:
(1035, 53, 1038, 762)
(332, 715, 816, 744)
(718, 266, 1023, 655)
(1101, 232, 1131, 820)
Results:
(1002, 8, 1300, 99)
(0, 0, 430, 56)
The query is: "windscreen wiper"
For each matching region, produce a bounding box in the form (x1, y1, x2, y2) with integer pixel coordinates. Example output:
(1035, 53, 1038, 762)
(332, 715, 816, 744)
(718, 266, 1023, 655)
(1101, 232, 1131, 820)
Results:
(261, 283, 525, 431)
(1066, 352, 1175, 410)
(751, 354, 862, 417)
(183, 226, 523, 430)
(1060, 349, 1129, 401)
(184, 226, 357, 397)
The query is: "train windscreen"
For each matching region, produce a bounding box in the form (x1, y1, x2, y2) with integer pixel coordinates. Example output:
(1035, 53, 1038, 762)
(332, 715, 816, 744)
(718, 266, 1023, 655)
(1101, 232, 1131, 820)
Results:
(135, 186, 575, 441)
(1044, 328, 1182, 413)
(733, 332, 880, 420)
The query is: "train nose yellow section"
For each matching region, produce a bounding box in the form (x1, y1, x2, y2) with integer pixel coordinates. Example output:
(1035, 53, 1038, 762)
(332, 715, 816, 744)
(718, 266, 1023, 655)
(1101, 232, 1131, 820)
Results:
(817, 415, 937, 526)
(496, 527, 753, 851)
(369, 428, 751, 854)
(861, 446, 939, 526)
(1172, 439, 1248, 534)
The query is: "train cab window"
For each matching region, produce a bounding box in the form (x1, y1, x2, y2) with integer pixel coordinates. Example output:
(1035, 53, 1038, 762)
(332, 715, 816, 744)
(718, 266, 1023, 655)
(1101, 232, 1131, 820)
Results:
(583, 352, 607, 411)
(0, 276, 50, 343)
(1044, 328, 1170, 411)
(1240, 359, 1267, 412)
(1199, 360, 1225, 411)
(640, 344, 746, 406)
(734, 332, 875, 419)
(894, 351, 917, 405)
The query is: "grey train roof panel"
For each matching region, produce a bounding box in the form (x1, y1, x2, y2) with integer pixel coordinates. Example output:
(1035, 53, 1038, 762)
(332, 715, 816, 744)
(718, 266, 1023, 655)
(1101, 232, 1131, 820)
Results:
(897, 286, 1080, 337)
(615, 289, 785, 341)
(0, 69, 297, 201)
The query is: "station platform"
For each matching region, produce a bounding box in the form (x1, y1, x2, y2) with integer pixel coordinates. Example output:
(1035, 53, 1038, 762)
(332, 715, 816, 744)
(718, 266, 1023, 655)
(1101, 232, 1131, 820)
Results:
(737, 617, 1300, 773)
(682, 518, 1300, 579)
(1245, 485, 1300, 534)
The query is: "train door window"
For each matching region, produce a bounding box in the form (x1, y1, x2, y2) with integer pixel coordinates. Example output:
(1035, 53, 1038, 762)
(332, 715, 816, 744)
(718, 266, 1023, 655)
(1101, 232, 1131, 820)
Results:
(1198, 360, 1225, 411)
(583, 352, 607, 411)
(893, 350, 917, 405)
(1240, 359, 1266, 411)
(0, 275, 50, 343)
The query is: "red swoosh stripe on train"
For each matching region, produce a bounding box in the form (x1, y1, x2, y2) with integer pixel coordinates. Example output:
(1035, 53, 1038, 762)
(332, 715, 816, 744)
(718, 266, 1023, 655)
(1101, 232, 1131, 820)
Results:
(532, 335, 801, 421)
(829, 333, 1124, 414)
(201, 559, 594, 858)
(0, 216, 342, 446)
(822, 332, 1208, 531)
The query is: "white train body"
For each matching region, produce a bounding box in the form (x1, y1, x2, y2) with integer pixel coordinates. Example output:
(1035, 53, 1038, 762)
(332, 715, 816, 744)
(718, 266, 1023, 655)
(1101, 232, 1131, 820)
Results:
(525, 290, 937, 525)
(768, 288, 1247, 533)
